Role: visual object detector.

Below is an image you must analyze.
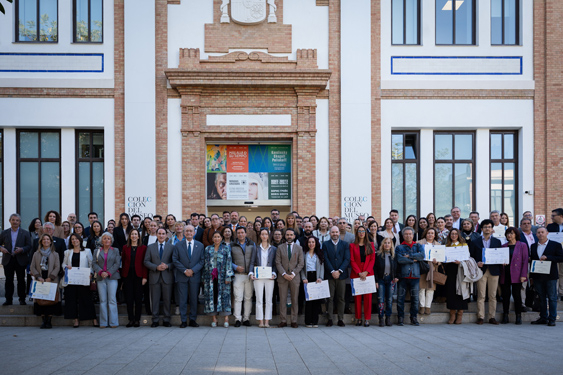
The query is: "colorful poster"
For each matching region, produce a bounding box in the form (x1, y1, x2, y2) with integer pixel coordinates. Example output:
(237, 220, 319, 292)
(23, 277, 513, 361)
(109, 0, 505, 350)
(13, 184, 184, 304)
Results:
(207, 144, 291, 204)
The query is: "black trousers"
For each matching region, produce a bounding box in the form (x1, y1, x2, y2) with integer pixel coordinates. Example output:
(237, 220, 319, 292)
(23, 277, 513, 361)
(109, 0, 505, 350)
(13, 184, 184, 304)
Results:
(124, 273, 144, 321)
(4, 258, 27, 302)
(304, 271, 321, 325)
(64, 285, 97, 320)
(501, 266, 523, 314)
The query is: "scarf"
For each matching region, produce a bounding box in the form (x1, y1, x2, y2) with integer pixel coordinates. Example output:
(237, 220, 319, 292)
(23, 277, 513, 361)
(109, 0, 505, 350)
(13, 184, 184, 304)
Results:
(40, 248, 51, 271)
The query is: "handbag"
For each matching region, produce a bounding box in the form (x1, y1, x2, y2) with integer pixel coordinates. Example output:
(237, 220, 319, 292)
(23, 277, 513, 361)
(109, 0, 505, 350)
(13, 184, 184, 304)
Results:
(89, 280, 97, 291)
(418, 260, 430, 275)
(35, 289, 60, 306)
(433, 265, 447, 285)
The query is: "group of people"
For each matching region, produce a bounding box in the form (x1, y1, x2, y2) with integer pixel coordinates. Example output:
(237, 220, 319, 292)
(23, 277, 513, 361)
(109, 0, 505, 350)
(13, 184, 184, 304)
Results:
(1, 206, 562, 329)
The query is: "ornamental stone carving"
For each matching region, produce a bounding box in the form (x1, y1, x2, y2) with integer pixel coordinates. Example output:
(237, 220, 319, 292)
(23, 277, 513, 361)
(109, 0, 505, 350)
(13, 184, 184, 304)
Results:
(220, 0, 277, 25)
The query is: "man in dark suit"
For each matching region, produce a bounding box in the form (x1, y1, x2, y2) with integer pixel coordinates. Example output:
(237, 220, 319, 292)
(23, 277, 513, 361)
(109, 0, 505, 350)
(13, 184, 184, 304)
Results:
(275, 228, 304, 328)
(519, 217, 538, 311)
(530, 227, 563, 326)
(389, 209, 404, 238)
(144, 228, 175, 327)
(546, 208, 563, 233)
(470, 211, 481, 234)
(173, 225, 204, 327)
(0, 214, 32, 305)
(224, 210, 241, 232)
(469, 219, 503, 325)
(451, 206, 463, 230)
(83, 212, 98, 238)
(190, 213, 204, 243)
(323, 226, 351, 327)
(33, 222, 66, 276)
(522, 211, 538, 234)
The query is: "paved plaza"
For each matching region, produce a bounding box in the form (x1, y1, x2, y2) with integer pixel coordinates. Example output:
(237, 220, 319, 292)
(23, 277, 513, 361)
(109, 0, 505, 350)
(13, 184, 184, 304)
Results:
(1, 323, 561, 375)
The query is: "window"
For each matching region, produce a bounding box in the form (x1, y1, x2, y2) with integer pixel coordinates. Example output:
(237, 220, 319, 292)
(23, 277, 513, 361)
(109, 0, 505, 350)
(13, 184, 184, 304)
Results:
(392, 0, 421, 45)
(490, 132, 517, 226)
(392, 132, 419, 221)
(74, 0, 103, 43)
(17, 131, 61, 226)
(436, 0, 476, 45)
(16, 0, 58, 42)
(434, 132, 474, 218)
(491, 0, 519, 45)
(76, 131, 104, 226)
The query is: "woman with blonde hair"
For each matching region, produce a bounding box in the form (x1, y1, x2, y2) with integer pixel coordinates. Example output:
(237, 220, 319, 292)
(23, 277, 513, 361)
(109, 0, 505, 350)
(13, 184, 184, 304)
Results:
(30, 234, 61, 328)
(285, 214, 300, 237)
(374, 237, 397, 326)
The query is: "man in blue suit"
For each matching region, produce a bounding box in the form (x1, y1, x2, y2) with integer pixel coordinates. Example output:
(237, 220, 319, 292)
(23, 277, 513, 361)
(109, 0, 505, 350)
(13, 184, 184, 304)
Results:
(323, 226, 350, 327)
(173, 225, 204, 328)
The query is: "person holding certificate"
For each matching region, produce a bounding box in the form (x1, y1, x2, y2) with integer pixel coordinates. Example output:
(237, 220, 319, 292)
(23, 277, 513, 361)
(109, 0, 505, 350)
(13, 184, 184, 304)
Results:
(300, 236, 324, 328)
(530, 227, 563, 326)
(62, 233, 98, 328)
(30, 234, 61, 328)
(350, 226, 375, 327)
(203, 231, 234, 327)
(444, 229, 468, 324)
(499, 227, 528, 325)
(417, 228, 441, 315)
(249, 229, 277, 328)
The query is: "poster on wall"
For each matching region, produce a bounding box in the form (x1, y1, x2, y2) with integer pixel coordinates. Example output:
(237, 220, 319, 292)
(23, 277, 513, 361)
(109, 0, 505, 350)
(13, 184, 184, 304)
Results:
(206, 144, 291, 205)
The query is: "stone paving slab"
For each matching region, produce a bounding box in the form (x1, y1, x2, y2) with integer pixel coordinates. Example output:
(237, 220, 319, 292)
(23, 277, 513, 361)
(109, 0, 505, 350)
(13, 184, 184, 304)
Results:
(1, 323, 562, 375)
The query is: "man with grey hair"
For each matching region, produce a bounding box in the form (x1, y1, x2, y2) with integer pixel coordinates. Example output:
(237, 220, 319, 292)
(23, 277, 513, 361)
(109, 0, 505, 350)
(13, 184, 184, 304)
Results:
(451, 207, 462, 230)
(0, 214, 32, 305)
(490, 210, 506, 237)
(337, 218, 354, 243)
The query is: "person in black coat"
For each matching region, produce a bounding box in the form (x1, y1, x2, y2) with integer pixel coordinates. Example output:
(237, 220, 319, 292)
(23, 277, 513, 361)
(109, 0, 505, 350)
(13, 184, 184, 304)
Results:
(530, 227, 563, 326)
(113, 213, 132, 252)
(0, 214, 32, 305)
(374, 237, 397, 327)
(546, 208, 563, 233)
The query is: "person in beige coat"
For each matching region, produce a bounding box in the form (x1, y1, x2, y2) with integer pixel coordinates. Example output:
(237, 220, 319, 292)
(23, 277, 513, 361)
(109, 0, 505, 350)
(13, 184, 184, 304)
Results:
(417, 228, 442, 315)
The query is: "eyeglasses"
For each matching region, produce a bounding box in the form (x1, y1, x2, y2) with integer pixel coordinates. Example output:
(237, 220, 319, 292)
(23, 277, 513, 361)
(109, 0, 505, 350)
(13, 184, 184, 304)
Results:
(357, 230, 366, 233)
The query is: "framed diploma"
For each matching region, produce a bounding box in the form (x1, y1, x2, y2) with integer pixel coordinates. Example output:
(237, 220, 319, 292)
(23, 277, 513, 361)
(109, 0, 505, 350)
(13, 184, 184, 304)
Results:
(424, 244, 446, 263)
(482, 248, 510, 265)
(351, 276, 377, 296)
(254, 266, 272, 279)
(444, 246, 470, 263)
(304, 280, 330, 301)
(531, 260, 551, 274)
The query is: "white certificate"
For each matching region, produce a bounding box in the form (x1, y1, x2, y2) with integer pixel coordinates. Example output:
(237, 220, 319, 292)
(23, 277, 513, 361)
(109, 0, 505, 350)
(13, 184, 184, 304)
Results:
(444, 246, 470, 263)
(531, 260, 552, 274)
(547, 233, 563, 243)
(424, 244, 446, 263)
(482, 248, 510, 265)
(351, 275, 377, 296)
(30, 281, 58, 301)
(66, 267, 91, 286)
(254, 266, 272, 279)
(304, 280, 330, 301)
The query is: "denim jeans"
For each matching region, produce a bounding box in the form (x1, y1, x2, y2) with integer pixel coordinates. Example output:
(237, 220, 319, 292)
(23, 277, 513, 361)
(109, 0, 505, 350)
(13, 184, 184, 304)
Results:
(397, 278, 420, 318)
(377, 275, 394, 317)
(97, 279, 119, 327)
(534, 279, 558, 322)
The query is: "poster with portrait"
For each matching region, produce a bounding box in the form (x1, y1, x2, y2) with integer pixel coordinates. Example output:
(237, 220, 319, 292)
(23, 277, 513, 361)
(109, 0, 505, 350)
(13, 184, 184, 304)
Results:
(207, 144, 291, 205)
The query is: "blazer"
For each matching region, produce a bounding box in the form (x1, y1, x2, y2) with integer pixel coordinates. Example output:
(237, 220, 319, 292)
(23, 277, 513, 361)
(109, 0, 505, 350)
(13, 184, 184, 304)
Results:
(173, 239, 205, 282)
(469, 236, 502, 276)
(194, 226, 204, 243)
(249, 244, 277, 277)
(530, 240, 563, 281)
(322, 239, 351, 279)
(300, 251, 325, 281)
(144, 241, 175, 285)
(0, 227, 32, 266)
(121, 245, 148, 279)
(33, 236, 66, 274)
(30, 250, 60, 282)
(92, 247, 121, 281)
(112, 226, 130, 251)
(349, 243, 376, 279)
(546, 223, 562, 233)
(62, 249, 93, 287)
(275, 242, 304, 282)
(374, 251, 397, 280)
(500, 241, 528, 284)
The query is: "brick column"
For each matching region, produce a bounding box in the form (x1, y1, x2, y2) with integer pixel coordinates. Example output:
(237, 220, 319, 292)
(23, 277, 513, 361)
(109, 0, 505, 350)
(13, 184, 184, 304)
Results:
(114, 0, 125, 215)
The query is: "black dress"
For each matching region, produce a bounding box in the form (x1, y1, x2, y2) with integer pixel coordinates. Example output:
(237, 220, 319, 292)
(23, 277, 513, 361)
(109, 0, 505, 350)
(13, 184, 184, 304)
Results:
(63, 252, 97, 320)
(444, 262, 469, 310)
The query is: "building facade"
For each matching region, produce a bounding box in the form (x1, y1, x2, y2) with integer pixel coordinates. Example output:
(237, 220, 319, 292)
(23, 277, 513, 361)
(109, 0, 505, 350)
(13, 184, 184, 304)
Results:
(0, 0, 561, 229)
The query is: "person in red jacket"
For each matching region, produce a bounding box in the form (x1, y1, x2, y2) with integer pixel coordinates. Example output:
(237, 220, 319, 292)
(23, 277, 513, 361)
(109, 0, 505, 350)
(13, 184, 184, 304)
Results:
(350, 226, 376, 327)
(121, 229, 148, 327)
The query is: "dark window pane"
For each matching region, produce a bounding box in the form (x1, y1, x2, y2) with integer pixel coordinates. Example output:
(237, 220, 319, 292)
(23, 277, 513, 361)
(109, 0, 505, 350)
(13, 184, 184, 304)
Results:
(436, 0, 453, 44)
(91, 0, 103, 42)
(18, 0, 37, 41)
(504, 162, 515, 225)
(20, 162, 39, 226)
(41, 132, 59, 158)
(491, 0, 503, 44)
(93, 132, 104, 158)
(40, 162, 60, 217)
(405, 134, 417, 159)
(92, 162, 104, 224)
(392, 134, 403, 160)
(504, 133, 514, 159)
(405, 163, 417, 217)
(435, 134, 452, 160)
(455, 0, 473, 44)
(454, 163, 473, 217)
(405, 0, 419, 44)
(490, 162, 503, 212)
(20, 132, 38, 158)
(392, 0, 405, 44)
(454, 134, 472, 160)
(435, 163, 453, 217)
(504, 0, 517, 45)
(39, 0, 58, 42)
(78, 132, 91, 158)
(392, 164, 404, 220)
(490, 134, 502, 160)
(78, 162, 91, 225)
(75, 0, 89, 42)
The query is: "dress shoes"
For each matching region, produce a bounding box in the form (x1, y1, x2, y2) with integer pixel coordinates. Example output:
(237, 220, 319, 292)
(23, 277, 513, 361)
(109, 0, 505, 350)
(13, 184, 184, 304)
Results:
(410, 317, 420, 326)
(378, 317, 384, 327)
(133, 321, 140, 327)
(151, 322, 159, 327)
(2, 301, 12, 306)
(501, 313, 509, 324)
(489, 318, 500, 325)
(242, 320, 251, 327)
(476, 318, 484, 325)
(189, 320, 199, 327)
(531, 318, 548, 325)
(126, 321, 134, 328)
(337, 320, 345, 327)
(19, 300, 27, 306)
(234, 320, 242, 327)
(278, 322, 287, 328)
(326, 319, 333, 327)
(385, 316, 392, 327)
(163, 322, 171, 327)
(180, 321, 188, 328)
(355, 321, 362, 326)
(515, 314, 522, 325)
(547, 320, 556, 327)
(397, 317, 404, 326)
(291, 322, 298, 328)
(364, 321, 370, 327)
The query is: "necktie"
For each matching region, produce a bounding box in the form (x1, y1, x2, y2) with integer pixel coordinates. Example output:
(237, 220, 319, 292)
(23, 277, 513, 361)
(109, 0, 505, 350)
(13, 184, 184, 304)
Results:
(159, 243, 163, 259)
(287, 243, 292, 261)
(188, 241, 192, 260)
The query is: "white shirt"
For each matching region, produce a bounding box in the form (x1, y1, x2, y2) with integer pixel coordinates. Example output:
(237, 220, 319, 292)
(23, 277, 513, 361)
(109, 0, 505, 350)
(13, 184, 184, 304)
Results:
(259, 244, 269, 267)
(147, 235, 157, 246)
(537, 240, 549, 259)
(393, 222, 401, 234)
(452, 218, 461, 230)
(523, 232, 535, 248)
